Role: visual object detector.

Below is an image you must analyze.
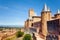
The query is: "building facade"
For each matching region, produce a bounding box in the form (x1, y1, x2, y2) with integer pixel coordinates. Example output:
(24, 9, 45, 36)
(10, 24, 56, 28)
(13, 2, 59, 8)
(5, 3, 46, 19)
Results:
(24, 4, 60, 40)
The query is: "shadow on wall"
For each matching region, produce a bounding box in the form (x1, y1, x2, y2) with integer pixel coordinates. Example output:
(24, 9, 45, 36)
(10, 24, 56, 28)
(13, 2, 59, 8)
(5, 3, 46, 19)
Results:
(46, 34, 58, 40)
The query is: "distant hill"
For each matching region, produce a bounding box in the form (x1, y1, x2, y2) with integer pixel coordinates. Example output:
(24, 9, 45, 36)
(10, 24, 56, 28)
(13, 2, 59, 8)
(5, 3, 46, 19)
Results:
(0, 25, 24, 28)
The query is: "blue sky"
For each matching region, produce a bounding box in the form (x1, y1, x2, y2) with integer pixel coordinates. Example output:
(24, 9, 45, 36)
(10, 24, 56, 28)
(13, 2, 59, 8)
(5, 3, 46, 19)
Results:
(0, 0, 60, 26)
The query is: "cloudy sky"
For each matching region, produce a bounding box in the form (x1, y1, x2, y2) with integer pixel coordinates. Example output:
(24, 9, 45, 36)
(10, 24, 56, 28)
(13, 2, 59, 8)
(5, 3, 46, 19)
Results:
(0, 0, 60, 26)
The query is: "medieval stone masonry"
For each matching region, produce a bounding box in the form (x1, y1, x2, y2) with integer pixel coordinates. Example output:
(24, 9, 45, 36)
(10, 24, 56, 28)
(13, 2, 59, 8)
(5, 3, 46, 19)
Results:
(24, 4, 60, 40)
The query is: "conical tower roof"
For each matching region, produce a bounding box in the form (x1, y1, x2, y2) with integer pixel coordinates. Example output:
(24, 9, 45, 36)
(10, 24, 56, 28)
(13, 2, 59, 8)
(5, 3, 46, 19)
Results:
(57, 9, 60, 13)
(54, 9, 60, 16)
(47, 7, 50, 11)
(42, 4, 50, 12)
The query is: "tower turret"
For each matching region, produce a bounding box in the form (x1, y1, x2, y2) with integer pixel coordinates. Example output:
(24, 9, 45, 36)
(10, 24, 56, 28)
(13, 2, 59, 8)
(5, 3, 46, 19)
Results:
(41, 4, 51, 37)
(29, 8, 35, 19)
(27, 9, 35, 28)
(54, 9, 60, 19)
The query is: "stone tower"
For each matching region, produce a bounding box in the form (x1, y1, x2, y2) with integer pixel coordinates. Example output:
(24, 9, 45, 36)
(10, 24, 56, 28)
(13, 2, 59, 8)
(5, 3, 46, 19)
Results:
(27, 19, 33, 28)
(29, 8, 35, 19)
(54, 9, 60, 19)
(41, 4, 51, 37)
(25, 21, 27, 28)
(27, 9, 35, 28)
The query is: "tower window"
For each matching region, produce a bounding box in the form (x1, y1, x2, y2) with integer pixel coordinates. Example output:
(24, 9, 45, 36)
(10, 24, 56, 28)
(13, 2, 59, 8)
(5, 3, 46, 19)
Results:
(31, 23, 33, 27)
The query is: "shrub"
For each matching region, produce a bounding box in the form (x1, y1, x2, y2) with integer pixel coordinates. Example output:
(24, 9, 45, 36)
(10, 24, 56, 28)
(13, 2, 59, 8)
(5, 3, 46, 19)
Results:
(6, 38, 11, 40)
(0, 28, 3, 31)
(23, 34, 32, 40)
(16, 31, 24, 38)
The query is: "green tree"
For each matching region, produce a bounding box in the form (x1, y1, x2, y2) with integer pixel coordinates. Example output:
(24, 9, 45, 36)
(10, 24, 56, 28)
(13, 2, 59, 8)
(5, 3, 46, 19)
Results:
(23, 34, 32, 40)
(6, 38, 11, 40)
(16, 31, 24, 38)
(0, 28, 3, 31)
